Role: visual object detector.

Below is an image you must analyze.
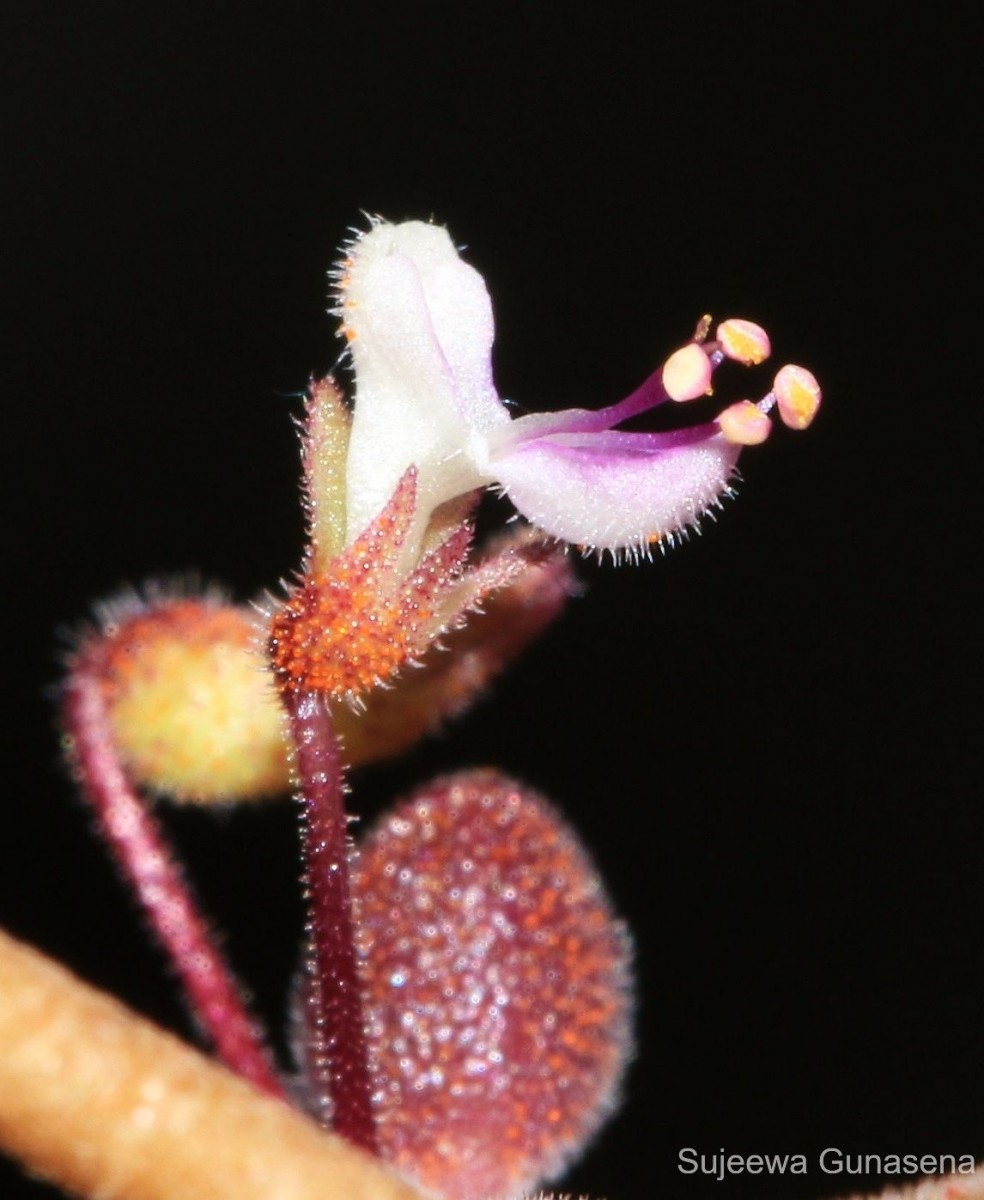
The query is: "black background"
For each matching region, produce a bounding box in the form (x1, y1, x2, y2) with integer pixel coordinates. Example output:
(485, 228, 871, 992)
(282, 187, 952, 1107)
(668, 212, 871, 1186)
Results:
(4, 5, 978, 1199)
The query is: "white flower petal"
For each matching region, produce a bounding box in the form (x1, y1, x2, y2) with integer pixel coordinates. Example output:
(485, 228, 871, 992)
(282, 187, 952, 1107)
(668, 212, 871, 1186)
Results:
(342, 221, 508, 545)
(420, 257, 505, 434)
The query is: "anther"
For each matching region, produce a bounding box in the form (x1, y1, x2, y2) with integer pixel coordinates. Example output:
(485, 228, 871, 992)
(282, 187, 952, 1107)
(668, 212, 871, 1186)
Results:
(662, 343, 713, 402)
(716, 319, 771, 366)
(693, 314, 713, 342)
(718, 400, 772, 445)
(774, 365, 822, 430)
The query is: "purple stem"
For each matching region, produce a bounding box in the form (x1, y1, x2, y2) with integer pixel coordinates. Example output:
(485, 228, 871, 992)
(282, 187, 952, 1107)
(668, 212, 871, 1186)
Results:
(591, 361, 673, 427)
(285, 688, 379, 1154)
(62, 664, 285, 1098)
(498, 362, 674, 450)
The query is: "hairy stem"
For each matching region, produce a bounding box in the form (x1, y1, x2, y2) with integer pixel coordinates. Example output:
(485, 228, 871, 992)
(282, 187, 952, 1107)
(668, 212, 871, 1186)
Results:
(62, 663, 284, 1097)
(286, 688, 378, 1154)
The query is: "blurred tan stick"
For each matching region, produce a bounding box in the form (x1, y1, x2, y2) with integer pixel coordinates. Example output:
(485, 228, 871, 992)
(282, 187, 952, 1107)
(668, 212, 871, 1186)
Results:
(0, 927, 427, 1200)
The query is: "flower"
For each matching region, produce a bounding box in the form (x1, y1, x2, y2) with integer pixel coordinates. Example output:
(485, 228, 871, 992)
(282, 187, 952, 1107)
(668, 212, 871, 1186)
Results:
(336, 218, 821, 566)
(269, 219, 820, 704)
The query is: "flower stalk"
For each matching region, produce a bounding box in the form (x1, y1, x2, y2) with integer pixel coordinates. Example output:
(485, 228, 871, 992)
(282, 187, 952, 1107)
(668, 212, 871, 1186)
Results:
(61, 651, 284, 1098)
(286, 688, 378, 1152)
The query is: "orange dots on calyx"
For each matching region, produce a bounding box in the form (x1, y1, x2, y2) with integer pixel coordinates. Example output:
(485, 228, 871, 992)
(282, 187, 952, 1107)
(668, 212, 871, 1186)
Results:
(269, 566, 425, 700)
(270, 469, 422, 699)
(353, 770, 633, 1200)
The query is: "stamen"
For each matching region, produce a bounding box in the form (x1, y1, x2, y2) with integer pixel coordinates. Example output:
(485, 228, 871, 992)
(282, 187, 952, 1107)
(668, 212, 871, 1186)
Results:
(774, 364, 822, 430)
(716, 318, 771, 366)
(693, 313, 713, 342)
(662, 343, 713, 402)
(718, 400, 772, 445)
